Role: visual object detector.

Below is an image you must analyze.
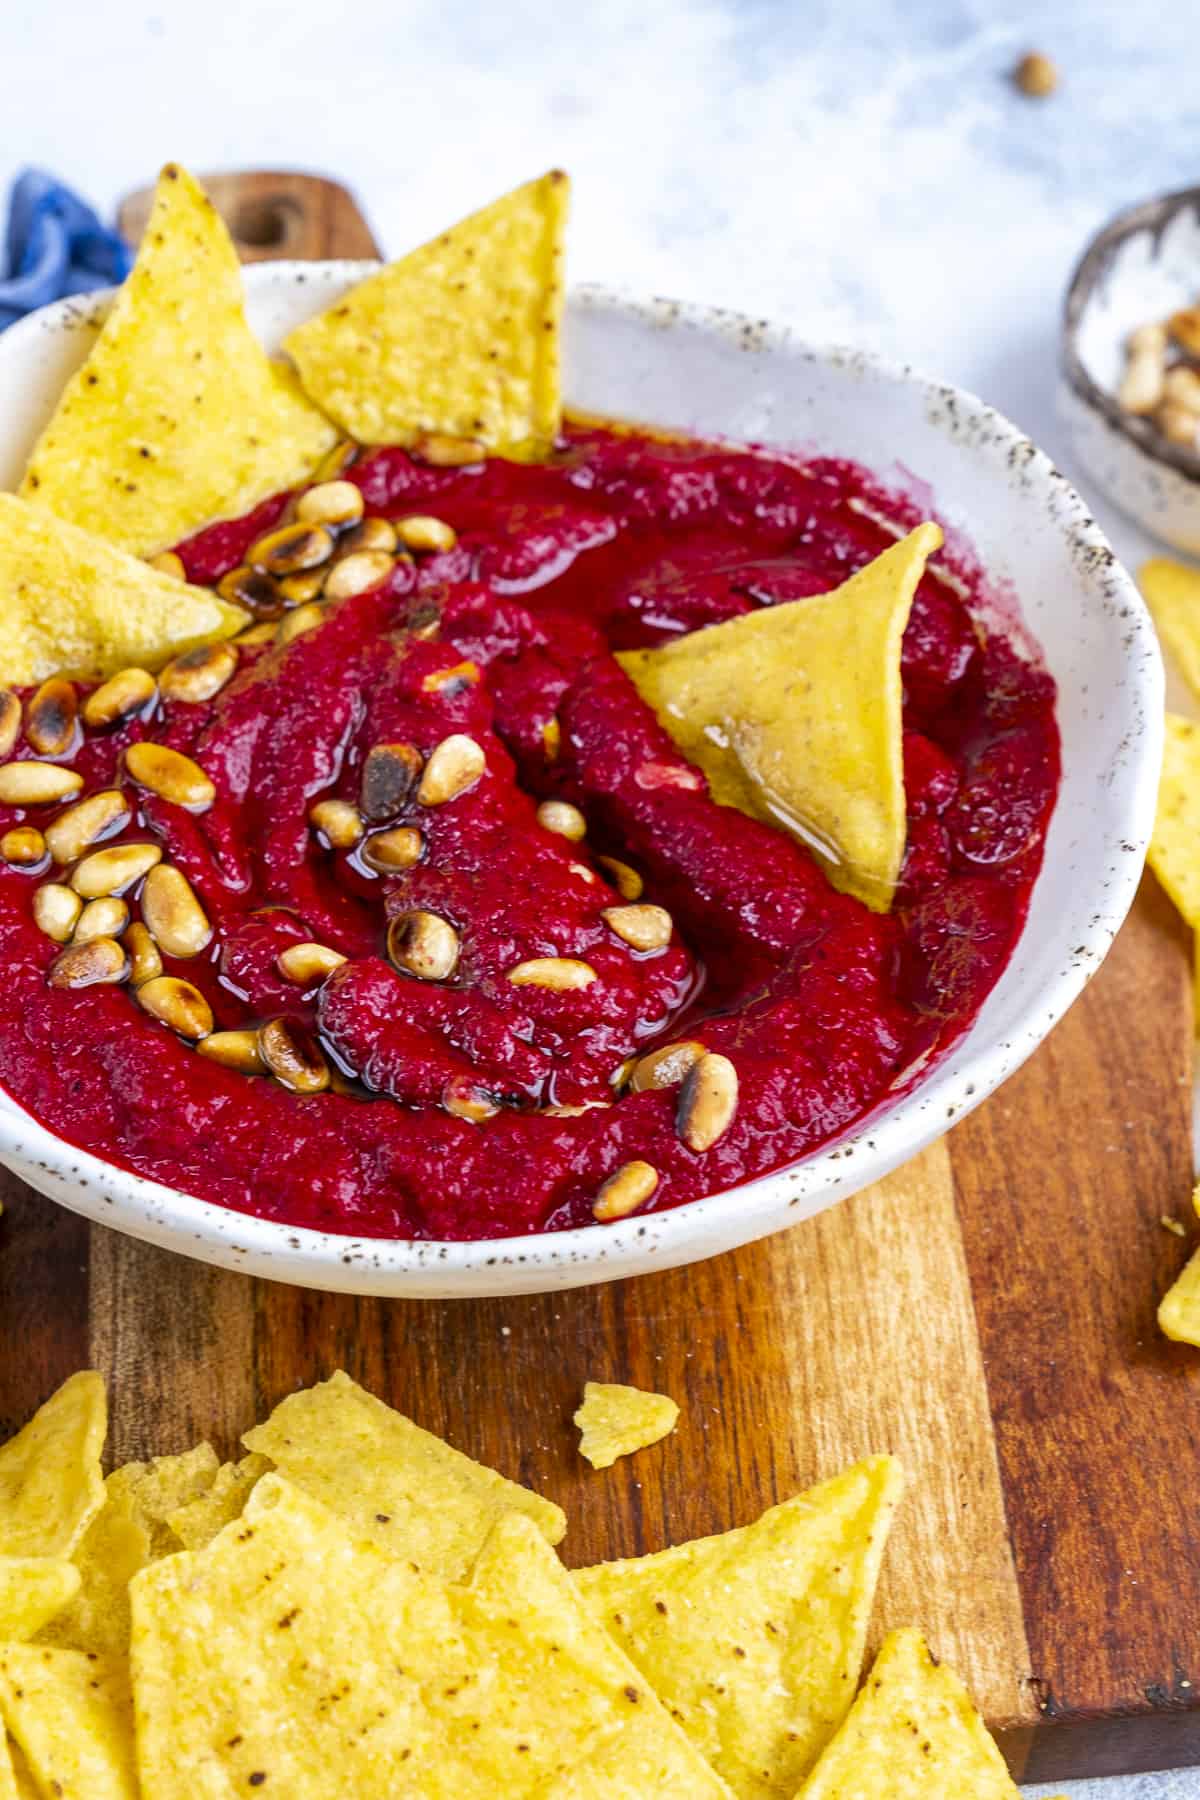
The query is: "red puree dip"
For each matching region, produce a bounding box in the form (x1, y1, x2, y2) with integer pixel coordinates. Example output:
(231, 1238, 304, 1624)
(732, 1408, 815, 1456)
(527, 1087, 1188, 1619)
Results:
(0, 426, 1059, 1240)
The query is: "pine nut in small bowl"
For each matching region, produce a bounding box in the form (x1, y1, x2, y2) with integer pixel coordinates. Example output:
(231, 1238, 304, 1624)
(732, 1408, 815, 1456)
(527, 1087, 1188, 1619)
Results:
(1060, 185, 1200, 552)
(0, 169, 1161, 1298)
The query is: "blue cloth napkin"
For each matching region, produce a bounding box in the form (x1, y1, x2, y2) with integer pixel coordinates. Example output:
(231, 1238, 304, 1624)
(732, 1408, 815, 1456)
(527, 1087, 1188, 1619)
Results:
(0, 169, 131, 331)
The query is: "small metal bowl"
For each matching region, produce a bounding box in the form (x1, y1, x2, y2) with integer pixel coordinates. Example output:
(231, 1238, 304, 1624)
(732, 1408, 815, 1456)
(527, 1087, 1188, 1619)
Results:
(1060, 185, 1200, 552)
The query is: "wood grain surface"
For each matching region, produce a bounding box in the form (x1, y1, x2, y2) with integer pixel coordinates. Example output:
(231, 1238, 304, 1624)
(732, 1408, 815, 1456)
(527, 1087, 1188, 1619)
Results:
(0, 172, 1195, 1784)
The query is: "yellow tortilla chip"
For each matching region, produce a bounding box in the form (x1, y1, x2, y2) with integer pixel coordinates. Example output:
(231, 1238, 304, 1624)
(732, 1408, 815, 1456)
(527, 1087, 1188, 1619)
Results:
(574, 1381, 679, 1469)
(0, 495, 244, 684)
(0, 1372, 105, 1559)
(285, 171, 568, 456)
(1150, 713, 1200, 928)
(0, 1559, 79, 1641)
(19, 162, 335, 556)
(467, 1512, 731, 1795)
(1159, 1246, 1200, 1345)
(242, 1369, 565, 1578)
(576, 1456, 903, 1800)
(0, 1736, 37, 1800)
(0, 1646, 137, 1800)
(794, 1627, 1018, 1798)
(1141, 558, 1200, 700)
(166, 1451, 272, 1549)
(132, 1475, 729, 1797)
(617, 525, 942, 911)
(36, 1483, 150, 1660)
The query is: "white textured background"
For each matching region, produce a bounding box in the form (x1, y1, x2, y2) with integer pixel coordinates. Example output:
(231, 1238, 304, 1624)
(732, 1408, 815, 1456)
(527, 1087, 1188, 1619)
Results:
(1, 1, 1197, 1792)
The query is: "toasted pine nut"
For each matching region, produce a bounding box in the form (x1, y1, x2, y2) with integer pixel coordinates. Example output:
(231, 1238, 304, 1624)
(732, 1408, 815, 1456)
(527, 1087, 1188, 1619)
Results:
(124, 921, 162, 986)
(1157, 401, 1200, 447)
(236, 620, 279, 647)
(536, 799, 586, 841)
(160, 643, 238, 704)
(70, 842, 161, 899)
(278, 941, 347, 984)
(1118, 343, 1166, 415)
(148, 550, 186, 579)
(416, 432, 485, 467)
(387, 910, 460, 982)
(219, 565, 282, 618)
(73, 896, 129, 943)
(323, 549, 394, 602)
(542, 717, 561, 761)
(33, 883, 83, 942)
(257, 1017, 330, 1092)
(82, 667, 158, 731)
(1128, 323, 1168, 355)
(339, 517, 398, 556)
(26, 679, 78, 757)
(417, 734, 485, 805)
(1164, 366, 1200, 409)
(45, 789, 129, 865)
(603, 903, 673, 952)
(309, 798, 364, 849)
(0, 690, 20, 757)
(313, 439, 360, 482)
(362, 826, 424, 871)
(277, 603, 325, 645)
(630, 1040, 707, 1093)
(1169, 308, 1200, 359)
(395, 515, 457, 553)
(1013, 49, 1057, 96)
(1, 826, 46, 867)
(136, 974, 212, 1039)
(277, 569, 326, 606)
(677, 1051, 739, 1152)
(249, 520, 335, 576)
(360, 742, 423, 821)
(0, 763, 83, 805)
(125, 742, 215, 810)
(442, 1075, 500, 1122)
(593, 1159, 659, 1222)
(295, 480, 365, 528)
(197, 1029, 265, 1074)
(597, 856, 643, 900)
(141, 864, 212, 958)
(49, 935, 128, 989)
(507, 957, 596, 991)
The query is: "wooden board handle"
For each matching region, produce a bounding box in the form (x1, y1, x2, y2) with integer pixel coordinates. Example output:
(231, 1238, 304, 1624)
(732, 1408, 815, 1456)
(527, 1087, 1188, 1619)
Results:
(118, 169, 381, 263)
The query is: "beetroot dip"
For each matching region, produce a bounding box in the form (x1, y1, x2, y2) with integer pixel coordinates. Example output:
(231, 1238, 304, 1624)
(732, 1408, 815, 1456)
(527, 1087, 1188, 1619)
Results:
(0, 425, 1059, 1240)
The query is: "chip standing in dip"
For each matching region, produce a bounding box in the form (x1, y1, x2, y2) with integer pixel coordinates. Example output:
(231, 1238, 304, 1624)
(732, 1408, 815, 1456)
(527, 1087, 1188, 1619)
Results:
(0, 167, 1061, 1244)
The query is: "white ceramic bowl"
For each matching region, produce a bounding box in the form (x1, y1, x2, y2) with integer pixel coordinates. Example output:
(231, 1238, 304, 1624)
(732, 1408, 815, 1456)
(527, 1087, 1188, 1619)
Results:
(1060, 186, 1200, 552)
(0, 267, 1161, 1296)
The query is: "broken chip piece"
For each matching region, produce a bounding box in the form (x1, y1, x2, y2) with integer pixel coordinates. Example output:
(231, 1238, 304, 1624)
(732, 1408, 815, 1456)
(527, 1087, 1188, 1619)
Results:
(0, 1372, 105, 1560)
(35, 1481, 149, 1661)
(1159, 1246, 1200, 1346)
(18, 162, 336, 556)
(0, 495, 245, 684)
(1149, 712, 1200, 945)
(574, 1381, 679, 1469)
(617, 524, 943, 911)
(241, 1368, 566, 1578)
(793, 1627, 1019, 1798)
(166, 1451, 272, 1550)
(576, 1455, 903, 1800)
(284, 171, 568, 457)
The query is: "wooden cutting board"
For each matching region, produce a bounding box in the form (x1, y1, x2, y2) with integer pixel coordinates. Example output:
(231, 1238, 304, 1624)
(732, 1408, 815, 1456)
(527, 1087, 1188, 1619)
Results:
(0, 170, 1196, 1786)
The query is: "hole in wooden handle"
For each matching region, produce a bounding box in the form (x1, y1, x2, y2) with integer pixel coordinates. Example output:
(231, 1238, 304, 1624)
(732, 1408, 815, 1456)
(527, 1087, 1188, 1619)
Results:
(232, 197, 302, 250)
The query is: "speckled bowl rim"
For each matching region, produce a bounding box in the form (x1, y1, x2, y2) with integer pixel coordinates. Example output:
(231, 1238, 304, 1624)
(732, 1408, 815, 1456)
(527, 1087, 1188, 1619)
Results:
(0, 272, 1161, 1291)
(1062, 184, 1200, 482)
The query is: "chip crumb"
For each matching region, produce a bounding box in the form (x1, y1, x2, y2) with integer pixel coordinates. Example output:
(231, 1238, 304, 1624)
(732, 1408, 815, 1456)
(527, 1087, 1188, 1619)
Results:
(574, 1381, 679, 1470)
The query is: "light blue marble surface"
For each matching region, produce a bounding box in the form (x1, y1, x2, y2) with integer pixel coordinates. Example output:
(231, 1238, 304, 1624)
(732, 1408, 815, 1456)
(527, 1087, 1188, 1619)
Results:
(0, 1, 1196, 1791)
